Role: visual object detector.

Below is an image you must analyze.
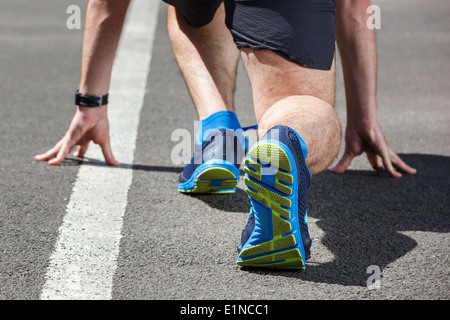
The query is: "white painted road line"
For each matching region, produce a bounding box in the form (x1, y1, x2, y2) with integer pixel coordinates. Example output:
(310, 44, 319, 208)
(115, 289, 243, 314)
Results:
(40, 0, 160, 300)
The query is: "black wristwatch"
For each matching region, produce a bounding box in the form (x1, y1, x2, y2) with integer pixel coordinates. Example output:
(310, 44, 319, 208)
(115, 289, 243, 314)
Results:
(75, 89, 108, 108)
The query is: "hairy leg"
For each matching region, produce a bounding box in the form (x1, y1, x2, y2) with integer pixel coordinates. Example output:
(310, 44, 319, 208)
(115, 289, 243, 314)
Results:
(241, 49, 341, 175)
(167, 4, 240, 120)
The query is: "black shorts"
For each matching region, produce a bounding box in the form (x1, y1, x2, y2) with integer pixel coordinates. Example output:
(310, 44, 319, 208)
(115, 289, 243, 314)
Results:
(163, 0, 336, 71)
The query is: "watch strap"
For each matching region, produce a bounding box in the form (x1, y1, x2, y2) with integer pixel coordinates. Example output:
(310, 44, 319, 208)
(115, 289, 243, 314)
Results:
(75, 89, 108, 108)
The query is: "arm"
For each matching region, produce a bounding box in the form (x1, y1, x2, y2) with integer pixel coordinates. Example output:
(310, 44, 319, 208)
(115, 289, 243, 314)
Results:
(35, 0, 130, 166)
(331, 0, 416, 177)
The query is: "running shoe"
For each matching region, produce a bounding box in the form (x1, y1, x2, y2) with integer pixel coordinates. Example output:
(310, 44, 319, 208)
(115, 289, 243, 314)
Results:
(178, 128, 244, 194)
(236, 125, 312, 269)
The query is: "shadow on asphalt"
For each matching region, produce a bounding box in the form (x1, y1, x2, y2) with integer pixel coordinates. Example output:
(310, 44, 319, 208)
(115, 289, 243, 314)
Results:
(61, 153, 449, 287)
(238, 153, 450, 286)
(184, 188, 251, 213)
(59, 156, 184, 174)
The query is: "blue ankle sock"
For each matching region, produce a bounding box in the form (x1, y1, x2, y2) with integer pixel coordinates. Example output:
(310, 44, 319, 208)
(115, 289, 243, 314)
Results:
(195, 111, 245, 147)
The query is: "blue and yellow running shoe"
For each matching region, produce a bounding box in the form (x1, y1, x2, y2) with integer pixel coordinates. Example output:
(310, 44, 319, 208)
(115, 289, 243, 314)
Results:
(178, 128, 245, 194)
(236, 125, 312, 269)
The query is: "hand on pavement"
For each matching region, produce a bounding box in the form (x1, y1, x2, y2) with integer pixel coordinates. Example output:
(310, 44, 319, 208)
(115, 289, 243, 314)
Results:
(35, 106, 119, 166)
(330, 121, 417, 178)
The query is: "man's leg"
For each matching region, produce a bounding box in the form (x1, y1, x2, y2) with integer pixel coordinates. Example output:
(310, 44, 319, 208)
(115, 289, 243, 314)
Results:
(167, 4, 239, 120)
(167, 3, 246, 194)
(236, 49, 341, 269)
(241, 49, 341, 175)
(229, 0, 340, 268)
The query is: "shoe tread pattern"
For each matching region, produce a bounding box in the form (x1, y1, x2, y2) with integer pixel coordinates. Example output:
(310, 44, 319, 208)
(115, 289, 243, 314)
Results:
(238, 143, 305, 269)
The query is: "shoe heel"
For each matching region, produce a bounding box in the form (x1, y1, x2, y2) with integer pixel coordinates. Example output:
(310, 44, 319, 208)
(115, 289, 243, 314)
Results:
(193, 167, 238, 193)
(178, 161, 239, 194)
(237, 142, 305, 269)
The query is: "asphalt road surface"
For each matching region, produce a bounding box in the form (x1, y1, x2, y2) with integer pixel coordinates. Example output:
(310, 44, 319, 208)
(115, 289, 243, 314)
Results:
(0, 0, 449, 302)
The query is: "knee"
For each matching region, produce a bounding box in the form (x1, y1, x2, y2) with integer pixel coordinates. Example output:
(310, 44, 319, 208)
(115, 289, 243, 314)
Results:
(258, 95, 339, 137)
(257, 95, 341, 175)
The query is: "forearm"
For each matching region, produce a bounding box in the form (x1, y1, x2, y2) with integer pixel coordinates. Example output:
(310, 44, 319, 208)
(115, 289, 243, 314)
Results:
(78, 0, 130, 96)
(336, 0, 377, 127)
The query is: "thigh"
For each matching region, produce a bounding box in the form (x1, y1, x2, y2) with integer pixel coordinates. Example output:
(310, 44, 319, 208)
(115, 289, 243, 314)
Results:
(163, 0, 223, 28)
(225, 0, 337, 71)
(224, 0, 337, 121)
(241, 49, 336, 123)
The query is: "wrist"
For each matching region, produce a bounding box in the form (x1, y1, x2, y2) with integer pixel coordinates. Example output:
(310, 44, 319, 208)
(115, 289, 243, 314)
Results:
(346, 118, 381, 139)
(75, 89, 109, 108)
(346, 100, 378, 123)
(76, 104, 108, 124)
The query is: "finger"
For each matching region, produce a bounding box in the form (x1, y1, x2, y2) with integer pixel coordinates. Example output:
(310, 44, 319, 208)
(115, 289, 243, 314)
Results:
(73, 141, 90, 159)
(48, 141, 73, 165)
(366, 151, 382, 170)
(35, 140, 63, 161)
(389, 151, 417, 175)
(364, 130, 404, 178)
(99, 140, 120, 166)
(329, 152, 355, 173)
(378, 146, 402, 178)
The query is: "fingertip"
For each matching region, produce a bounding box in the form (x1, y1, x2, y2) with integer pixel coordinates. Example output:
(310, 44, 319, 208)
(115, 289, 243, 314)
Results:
(389, 170, 402, 178)
(373, 161, 383, 169)
(101, 147, 120, 167)
(393, 158, 418, 175)
(35, 153, 51, 161)
(47, 159, 60, 166)
(329, 165, 346, 173)
(49, 153, 66, 166)
(73, 151, 84, 159)
(403, 165, 417, 175)
(403, 168, 417, 175)
(105, 155, 120, 167)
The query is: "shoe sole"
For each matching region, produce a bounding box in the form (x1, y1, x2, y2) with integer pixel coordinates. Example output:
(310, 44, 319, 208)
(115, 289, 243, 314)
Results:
(236, 142, 306, 269)
(178, 160, 239, 194)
